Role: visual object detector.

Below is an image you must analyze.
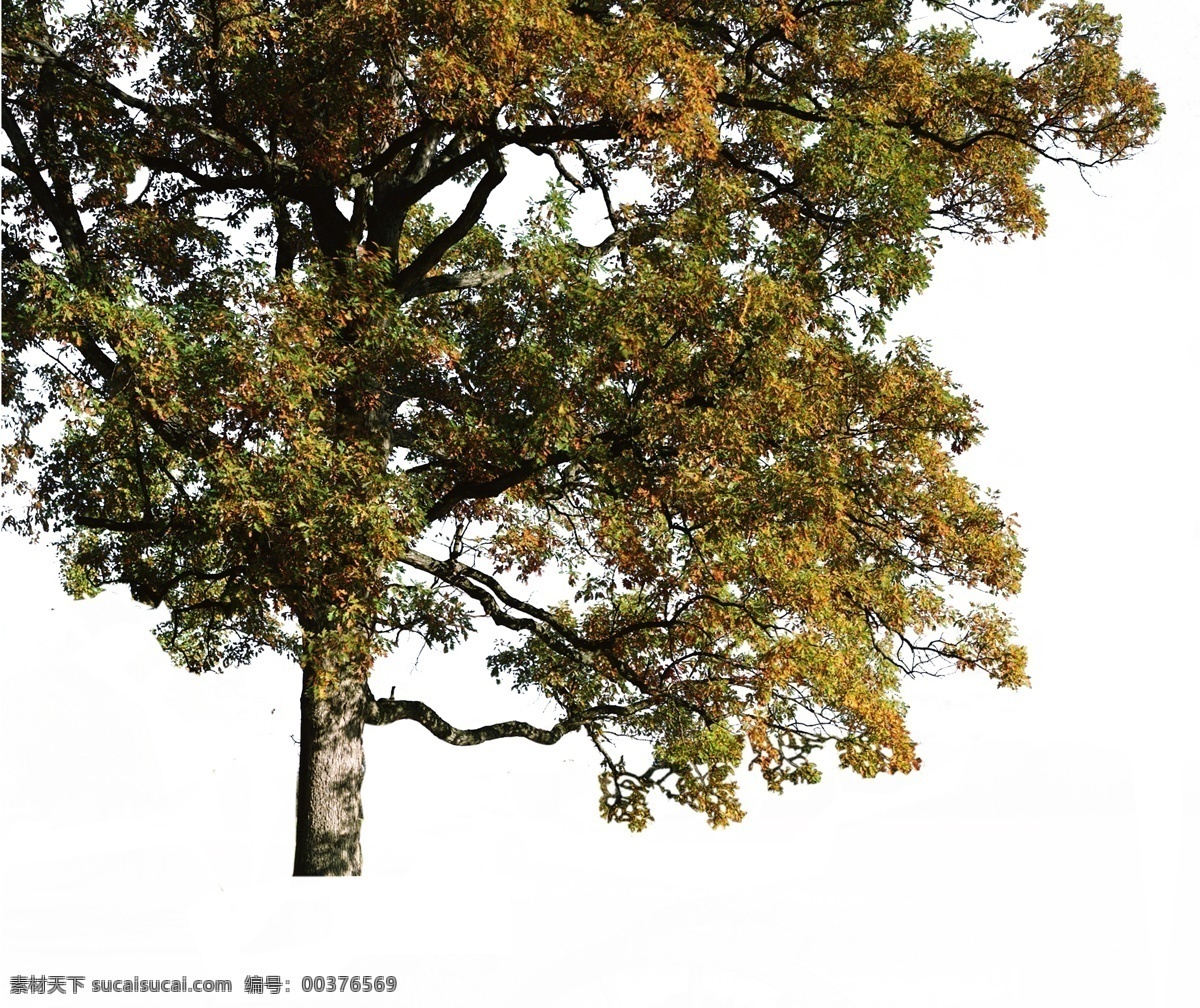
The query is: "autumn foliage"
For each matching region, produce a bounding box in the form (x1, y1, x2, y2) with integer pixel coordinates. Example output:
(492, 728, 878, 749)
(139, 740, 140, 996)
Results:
(2, 0, 1160, 865)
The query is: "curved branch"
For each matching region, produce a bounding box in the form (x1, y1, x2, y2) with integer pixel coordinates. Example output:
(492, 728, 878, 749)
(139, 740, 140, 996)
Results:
(424, 451, 571, 523)
(398, 546, 673, 653)
(715, 90, 824, 125)
(398, 546, 575, 641)
(363, 691, 655, 745)
(394, 146, 506, 296)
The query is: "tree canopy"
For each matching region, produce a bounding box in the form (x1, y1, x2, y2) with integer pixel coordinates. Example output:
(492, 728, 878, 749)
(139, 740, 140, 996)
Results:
(2, 0, 1161, 867)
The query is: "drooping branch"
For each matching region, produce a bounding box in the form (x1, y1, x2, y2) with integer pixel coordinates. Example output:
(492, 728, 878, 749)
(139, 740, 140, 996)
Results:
(2, 107, 120, 383)
(720, 146, 845, 224)
(391, 547, 712, 728)
(527, 144, 588, 192)
(397, 547, 675, 656)
(398, 546, 577, 642)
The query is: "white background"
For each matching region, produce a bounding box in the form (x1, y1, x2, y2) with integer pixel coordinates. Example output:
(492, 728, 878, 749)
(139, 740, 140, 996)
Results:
(2, 3, 1197, 1005)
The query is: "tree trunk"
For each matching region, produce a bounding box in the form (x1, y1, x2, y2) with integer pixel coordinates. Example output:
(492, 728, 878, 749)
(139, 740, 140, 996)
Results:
(293, 642, 368, 876)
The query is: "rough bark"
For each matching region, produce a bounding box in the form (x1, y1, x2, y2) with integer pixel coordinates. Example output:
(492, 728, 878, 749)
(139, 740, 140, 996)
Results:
(293, 644, 369, 877)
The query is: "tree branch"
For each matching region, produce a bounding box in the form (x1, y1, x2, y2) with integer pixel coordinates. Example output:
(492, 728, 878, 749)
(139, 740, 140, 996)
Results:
(2, 108, 120, 383)
(1, 107, 88, 259)
(75, 514, 166, 533)
(715, 90, 825, 125)
(425, 451, 571, 523)
(398, 546, 571, 640)
(355, 122, 437, 179)
(402, 263, 515, 301)
(393, 146, 506, 295)
(363, 690, 656, 744)
(397, 547, 675, 654)
(2, 37, 272, 162)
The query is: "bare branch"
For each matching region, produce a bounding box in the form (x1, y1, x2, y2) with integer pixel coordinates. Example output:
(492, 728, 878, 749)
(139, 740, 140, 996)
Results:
(527, 144, 587, 192)
(402, 263, 515, 301)
(393, 147, 506, 294)
(364, 689, 656, 744)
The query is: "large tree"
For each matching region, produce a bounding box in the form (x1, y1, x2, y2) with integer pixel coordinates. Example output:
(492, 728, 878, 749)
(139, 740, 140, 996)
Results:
(1, 0, 1160, 875)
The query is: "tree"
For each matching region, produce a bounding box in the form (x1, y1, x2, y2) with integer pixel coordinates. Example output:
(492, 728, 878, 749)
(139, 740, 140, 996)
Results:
(1, 0, 1160, 876)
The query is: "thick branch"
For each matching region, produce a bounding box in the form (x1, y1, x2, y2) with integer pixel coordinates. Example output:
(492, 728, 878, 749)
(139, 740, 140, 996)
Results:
(1, 106, 88, 258)
(355, 122, 438, 179)
(301, 185, 356, 257)
(393, 148, 506, 295)
(425, 451, 571, 522)
(402, 263, 515, 301)
(364, 691, 652, 745)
